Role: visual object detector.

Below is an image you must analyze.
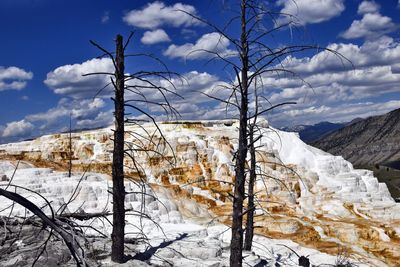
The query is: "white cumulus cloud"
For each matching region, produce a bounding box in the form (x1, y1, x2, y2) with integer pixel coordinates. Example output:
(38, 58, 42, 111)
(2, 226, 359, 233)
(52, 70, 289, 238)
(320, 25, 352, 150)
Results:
(27, 98, 106, 123)
(123, 1, 200, 29)
(2, 120, 34, 138)
(236, 36, 400, 127)
(277, 0, 345, 25)
(141, 29, 171, 44)
(0, 66, 33, 91)
(341, 1, 396, 39)
(44, 58, 114, 99)
(0, 97, 111, 143)
(164, 32, 236, 60)
(392, 63, 400, 74)
(279, 36, 400, 76)
(357, 0, 380, 15)
(76, 111, 113, 128)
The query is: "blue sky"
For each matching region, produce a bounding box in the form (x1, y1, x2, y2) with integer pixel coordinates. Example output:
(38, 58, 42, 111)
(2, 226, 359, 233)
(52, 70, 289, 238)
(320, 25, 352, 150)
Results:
(0, 0, 400, 143)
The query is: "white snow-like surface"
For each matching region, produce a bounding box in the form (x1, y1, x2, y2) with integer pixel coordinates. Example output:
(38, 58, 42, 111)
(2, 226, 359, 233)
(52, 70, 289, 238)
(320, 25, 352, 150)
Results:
(0, 162, 355, 267)
(259, 126, 400, 220)
(0, 120, 399, 266)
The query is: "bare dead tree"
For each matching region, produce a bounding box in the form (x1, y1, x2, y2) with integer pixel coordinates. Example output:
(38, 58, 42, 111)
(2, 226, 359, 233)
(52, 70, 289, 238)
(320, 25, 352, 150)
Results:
(0, 143, 176, 266)
(180, 1, 350, 266)
(228, 2, 250, 264)
(86, 33, 182, 263)
(68, 113, 72, 178)
(109, 34, 126, 263)
(0, 161, 116, 266)
(244, 89, 296, 251)
(0, 187, 87, 267)
(244, 84, 259, 251)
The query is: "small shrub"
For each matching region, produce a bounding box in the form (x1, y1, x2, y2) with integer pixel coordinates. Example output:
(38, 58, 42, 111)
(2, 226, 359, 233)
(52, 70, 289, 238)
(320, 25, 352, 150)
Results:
(334, 247, 358, 267)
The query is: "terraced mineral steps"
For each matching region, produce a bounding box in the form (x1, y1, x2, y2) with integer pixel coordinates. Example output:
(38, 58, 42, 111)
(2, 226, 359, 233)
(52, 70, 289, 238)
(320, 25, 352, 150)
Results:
(0, 120, 399, 266)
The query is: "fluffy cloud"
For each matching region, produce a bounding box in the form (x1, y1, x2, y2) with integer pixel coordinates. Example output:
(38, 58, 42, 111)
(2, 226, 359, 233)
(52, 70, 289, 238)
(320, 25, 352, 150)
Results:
(278, 36, 400, 75)
(0, 66, 33, 91)
(123, 1, 200, 29)
(131, 70, 233, 120)
(266, 40, 400, 98)
(164, 32, 236, 60)
(44, 58, 113, 99)
(267, 65, 400, 103)
(1, 61, 228, 143)
(76, 111, 113, 129)
(172, 71, 229, 102)
(253, 37, 400, 126)
(392, 63, 400, 74)
(0, 97, 111, 143)
(124, 70, 226, 116)
(357, 0, 380, 15)
(2, 120, 34, 138)
(277, 0, 345, 25)
(341, 1, 396, 39)
(341, 13, 396, 39)
(42, 59, 225, 133)
(27, 98, 106, 124)
(141, 29, 171, 45)
(156, 33, 400, 125)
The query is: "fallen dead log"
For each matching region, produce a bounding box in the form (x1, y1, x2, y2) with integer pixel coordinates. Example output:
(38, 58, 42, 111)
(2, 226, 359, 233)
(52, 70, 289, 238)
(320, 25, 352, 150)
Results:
(58, 212, 112, 221)
(0, 188, 87, 267)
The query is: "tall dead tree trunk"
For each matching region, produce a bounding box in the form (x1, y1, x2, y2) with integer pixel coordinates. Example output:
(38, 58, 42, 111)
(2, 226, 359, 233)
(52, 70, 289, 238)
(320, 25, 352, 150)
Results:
(111, 34, 126, 263)
(68, 113, 72, 178)
(230, 1, 249, 266)
(86, 32, 182, 264)
(179, 2, 348, 265)
(244, 84, 260, 251)
(244, 123, 255, 251)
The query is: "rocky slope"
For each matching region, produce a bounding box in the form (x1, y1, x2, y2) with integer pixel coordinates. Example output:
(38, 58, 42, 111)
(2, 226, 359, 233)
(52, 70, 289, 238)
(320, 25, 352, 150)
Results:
(312, 108, 400, 167)
(1, 120, 400, 266)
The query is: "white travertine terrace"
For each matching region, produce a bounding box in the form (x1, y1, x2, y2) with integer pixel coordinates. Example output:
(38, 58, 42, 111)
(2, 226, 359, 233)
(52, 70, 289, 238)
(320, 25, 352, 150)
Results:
(0, 120, 399, 266)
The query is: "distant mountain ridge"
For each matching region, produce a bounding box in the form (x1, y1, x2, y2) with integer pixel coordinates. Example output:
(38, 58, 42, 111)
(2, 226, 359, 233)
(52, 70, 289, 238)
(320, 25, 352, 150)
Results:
(312, 108, 400, 167)
(281, 121, 346, 143)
